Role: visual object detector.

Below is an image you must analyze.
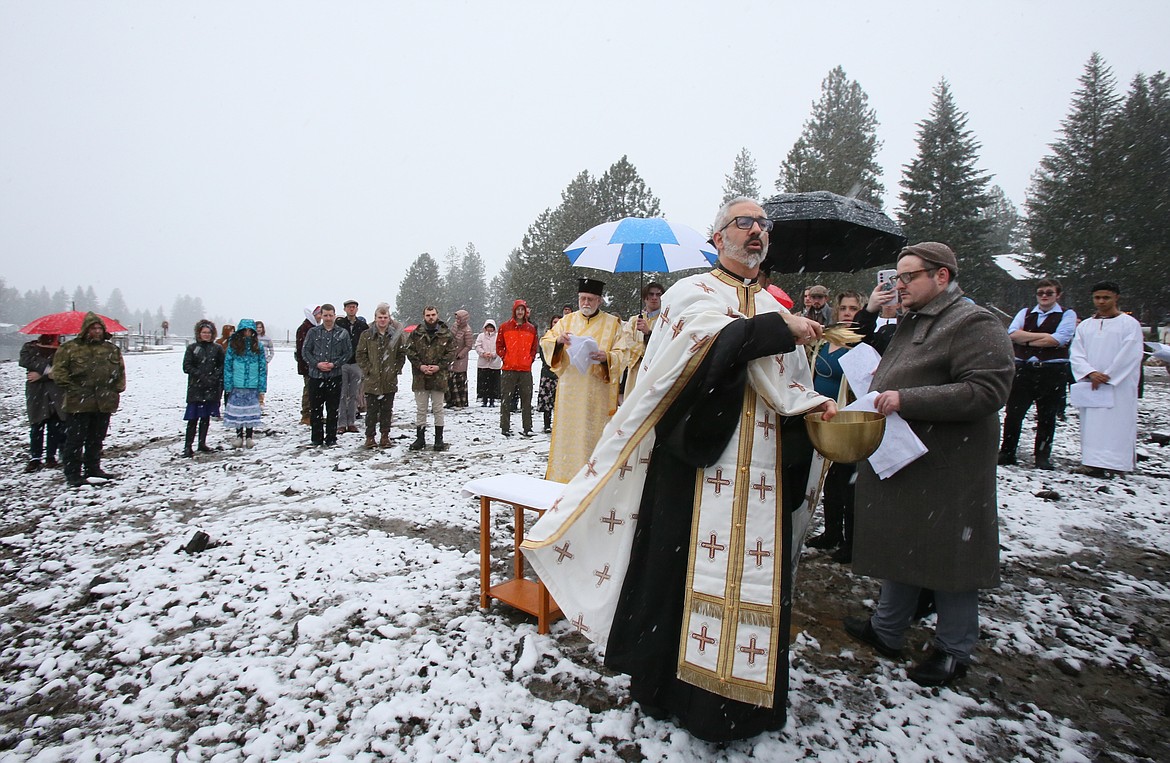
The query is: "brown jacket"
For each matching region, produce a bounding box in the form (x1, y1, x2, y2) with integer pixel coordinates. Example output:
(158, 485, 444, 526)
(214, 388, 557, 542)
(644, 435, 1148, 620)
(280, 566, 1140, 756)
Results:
(853, 285, 1014, 591)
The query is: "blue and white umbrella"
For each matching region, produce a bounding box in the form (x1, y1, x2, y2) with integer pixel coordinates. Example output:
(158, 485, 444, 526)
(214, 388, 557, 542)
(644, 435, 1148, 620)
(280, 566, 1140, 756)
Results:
(563, 217, 717, 274)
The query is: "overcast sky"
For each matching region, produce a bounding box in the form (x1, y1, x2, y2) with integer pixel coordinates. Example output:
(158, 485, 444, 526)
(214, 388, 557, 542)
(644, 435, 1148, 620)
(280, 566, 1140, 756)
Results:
(1, 1, 1166, 335)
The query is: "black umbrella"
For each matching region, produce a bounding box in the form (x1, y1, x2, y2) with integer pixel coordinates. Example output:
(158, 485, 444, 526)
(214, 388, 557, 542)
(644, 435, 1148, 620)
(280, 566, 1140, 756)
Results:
(761, 191, 906, 273)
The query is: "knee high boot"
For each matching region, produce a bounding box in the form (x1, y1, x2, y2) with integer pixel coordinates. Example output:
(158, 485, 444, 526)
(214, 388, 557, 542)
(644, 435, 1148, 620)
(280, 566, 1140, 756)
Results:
(197, 417, 212, 452)
(410, 426, 426, 451)
(183, 421, 196, 457)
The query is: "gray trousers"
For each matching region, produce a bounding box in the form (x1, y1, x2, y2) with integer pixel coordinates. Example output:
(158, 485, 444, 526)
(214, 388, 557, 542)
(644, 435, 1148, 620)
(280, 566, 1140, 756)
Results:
(340, 363, 363, 427)
(414, 389, 445, 427)
(870, 580, 980, 661)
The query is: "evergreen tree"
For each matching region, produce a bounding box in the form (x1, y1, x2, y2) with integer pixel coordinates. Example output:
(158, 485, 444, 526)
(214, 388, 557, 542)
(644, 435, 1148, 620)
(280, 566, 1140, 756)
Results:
(982, 185, 1026, 253)
(51, 288, 69, 312)
(1107, 71, 1170, 320)
(396, 253, 443, 325)
(154, 306, 167, 331)
(438, 245, 462, 316)
(71, 286, 87, 312)
(458, 243, 491, 325)
(170, 295, 206, 334)
(595, 156, 664, 312)
(776, 66, 885, 208)
(722, 147, 761, 204)
(1026, 53, 1121, 290)
(104, 288, 130, 321)
(83, 286, 101, 314)
(898, 79, 996, 299)
(0, 278, 21, 323)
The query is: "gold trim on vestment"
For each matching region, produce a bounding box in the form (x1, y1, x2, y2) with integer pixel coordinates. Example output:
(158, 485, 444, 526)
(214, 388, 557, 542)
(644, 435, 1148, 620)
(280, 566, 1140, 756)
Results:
(520, 339, 717, 550)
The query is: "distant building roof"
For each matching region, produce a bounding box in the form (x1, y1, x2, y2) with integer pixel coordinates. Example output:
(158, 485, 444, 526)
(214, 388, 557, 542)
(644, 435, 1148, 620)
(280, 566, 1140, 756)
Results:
(992, 253, 1035, 281)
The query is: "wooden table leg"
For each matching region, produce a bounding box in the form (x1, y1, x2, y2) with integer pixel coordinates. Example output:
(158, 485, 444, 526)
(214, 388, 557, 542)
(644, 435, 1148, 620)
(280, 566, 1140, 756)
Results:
(479, 496, 490, 608)
(512, 503, 524, 581)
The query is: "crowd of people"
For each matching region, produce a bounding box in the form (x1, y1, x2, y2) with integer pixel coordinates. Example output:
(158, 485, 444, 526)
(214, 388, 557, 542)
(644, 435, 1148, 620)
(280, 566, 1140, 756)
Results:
(14, 196, 1154, 744)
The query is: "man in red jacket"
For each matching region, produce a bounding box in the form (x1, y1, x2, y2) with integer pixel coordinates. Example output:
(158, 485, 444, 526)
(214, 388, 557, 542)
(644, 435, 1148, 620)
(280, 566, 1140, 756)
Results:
(496, 299, 539, 437)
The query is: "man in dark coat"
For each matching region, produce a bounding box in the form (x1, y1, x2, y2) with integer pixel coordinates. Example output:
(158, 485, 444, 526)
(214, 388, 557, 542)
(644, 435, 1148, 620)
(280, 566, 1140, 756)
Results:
(19, 334, 67, 472)
(302, 304, 352, 447)
(845, 243, 1014, 686)
(53, 313, 127, 486)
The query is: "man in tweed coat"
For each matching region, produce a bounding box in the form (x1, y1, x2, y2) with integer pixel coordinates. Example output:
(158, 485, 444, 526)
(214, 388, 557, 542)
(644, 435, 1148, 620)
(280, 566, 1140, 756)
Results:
(844, 243, 1015, 687)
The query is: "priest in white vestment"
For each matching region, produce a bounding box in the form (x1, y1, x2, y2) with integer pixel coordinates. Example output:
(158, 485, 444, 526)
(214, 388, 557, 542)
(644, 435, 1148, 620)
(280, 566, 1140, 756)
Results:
(1069, 281, 1144, 474)
(522, 197, 835, 742)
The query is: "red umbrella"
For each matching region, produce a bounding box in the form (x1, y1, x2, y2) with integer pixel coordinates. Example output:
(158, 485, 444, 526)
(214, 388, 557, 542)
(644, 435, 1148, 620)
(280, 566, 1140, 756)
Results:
(19, 311, 130, 335)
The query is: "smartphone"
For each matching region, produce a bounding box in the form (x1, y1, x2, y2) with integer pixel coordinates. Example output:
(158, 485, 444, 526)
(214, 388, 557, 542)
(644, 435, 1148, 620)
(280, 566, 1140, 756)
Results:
(877, 269, 897, 292)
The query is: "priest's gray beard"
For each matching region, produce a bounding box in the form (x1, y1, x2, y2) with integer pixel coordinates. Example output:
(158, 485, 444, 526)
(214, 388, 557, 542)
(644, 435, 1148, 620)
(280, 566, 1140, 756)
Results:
(580, 305, 598, 317)
(722, 236, 766, 270)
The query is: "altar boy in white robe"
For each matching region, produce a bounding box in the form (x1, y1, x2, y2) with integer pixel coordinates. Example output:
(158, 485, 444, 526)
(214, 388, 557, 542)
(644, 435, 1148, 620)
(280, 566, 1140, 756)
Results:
(1069, 281, 1144, 476)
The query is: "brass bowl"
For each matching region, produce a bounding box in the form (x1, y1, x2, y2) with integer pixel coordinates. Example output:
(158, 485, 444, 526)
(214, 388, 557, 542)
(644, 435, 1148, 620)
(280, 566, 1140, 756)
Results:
(804, 410, 886, 464)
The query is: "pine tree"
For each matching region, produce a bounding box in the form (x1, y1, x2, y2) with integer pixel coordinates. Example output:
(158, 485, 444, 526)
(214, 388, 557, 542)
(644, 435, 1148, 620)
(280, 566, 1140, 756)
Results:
(982, 185, 1026, 254)
(776, 66, 885, 207)
(396, 253, 443, 325)
(595, 156, 664, 313)
(71, 286, 86, 312)
(898, 79, 996, 300)
(51, 288, 69, 312)
(1106, 71, 1170, 321)
(0, 278, 21, 323)
(458, 243, 491, 325)
(1026, 53, 1121, 289)
(722, 148, 761, 203)
(104, 288, 130, 321)
(83, 286, 101, 314)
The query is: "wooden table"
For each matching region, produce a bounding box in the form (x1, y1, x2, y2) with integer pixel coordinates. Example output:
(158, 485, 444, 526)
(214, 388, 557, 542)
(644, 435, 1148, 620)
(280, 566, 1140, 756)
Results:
(461, 474, 565, 634)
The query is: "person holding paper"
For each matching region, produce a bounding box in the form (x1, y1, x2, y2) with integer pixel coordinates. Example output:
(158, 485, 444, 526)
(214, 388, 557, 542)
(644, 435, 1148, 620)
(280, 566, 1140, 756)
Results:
(540, 278, 633, 482)
(998, 279, 1077, 470)
(1068, 281, 1144, 476)
(844, 243, 1014, 687)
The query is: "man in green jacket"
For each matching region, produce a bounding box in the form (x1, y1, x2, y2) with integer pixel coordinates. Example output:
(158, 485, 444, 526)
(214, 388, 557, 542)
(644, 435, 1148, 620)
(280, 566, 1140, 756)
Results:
(356, 303, 407, 448)
(405, 305, 456, 451)
(53, 312, 127, 486)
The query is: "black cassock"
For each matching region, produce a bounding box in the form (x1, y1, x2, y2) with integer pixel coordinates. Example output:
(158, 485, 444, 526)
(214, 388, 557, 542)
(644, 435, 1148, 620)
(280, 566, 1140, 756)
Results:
(604, 312, 815, 743)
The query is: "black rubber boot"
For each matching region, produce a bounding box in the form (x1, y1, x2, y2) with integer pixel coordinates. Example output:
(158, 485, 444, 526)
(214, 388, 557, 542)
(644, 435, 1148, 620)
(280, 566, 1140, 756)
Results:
(197, 417, 212, 452)
(409, 427, 426, 451)
(433, 426, 446, 452)
(183, 420, 196, 457)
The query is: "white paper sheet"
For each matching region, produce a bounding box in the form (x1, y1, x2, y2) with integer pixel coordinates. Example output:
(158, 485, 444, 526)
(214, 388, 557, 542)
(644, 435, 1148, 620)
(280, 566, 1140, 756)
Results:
(1145, 341, 1170, 364)
(839, 342, 882, 399)
(844, 392, 928, 480)
(566, 335, 600, 374)
(1070, 380, 1115, 409)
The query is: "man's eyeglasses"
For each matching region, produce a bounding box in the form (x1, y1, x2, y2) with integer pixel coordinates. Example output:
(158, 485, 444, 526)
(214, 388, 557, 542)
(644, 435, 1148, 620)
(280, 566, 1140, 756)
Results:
(719, 216, 774, 233)
(1036, 289, 1057, 297)
(894, 268, 936, 285)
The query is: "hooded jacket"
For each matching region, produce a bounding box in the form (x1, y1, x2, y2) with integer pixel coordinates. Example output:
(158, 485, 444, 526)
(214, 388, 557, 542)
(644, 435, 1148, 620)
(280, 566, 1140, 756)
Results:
(224, 318, 268, 393)
(183, 320, 225, 404)
(497, 300, 539, 372)
(475, 320, 503, 370)
(295, 306, 318, 375)
(450, 310, 474, 373)
(53, 312, 126, 414)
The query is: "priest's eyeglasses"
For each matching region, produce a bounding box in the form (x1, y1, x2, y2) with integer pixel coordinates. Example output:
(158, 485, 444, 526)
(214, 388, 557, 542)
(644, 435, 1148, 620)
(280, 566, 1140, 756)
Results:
(719, 215, 774, 233)
(1036, 289, 1057, 296)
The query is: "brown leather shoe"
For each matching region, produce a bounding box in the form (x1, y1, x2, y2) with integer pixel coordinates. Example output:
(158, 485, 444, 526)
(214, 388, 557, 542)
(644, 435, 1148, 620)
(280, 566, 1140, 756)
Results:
(300, 416, 311, 425)
(348, 425, 361, 433)
(364, 436, 376, 449)
(379, 433, 391, 448)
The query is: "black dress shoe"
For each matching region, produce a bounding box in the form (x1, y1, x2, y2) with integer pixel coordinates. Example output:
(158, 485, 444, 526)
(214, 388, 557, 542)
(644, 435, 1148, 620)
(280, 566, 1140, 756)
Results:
(44, 457, 59, 468)
(830, 545, 853, 564)
(85, 467, 116, 480)
(66, 474, 86, 487)
(1034, 458, 1055, 470)
(843, 617, 903, 659)
(907, 648, 969, 687)
(23, 460, 43, 473)
(806, 532, 841, 549)
(997, 452, 1017, 466)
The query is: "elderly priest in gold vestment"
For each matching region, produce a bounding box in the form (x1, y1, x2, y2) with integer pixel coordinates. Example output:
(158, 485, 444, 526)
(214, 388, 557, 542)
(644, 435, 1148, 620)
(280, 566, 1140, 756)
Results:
(523, 197, 835, 742)
(540, 278, 635, 483)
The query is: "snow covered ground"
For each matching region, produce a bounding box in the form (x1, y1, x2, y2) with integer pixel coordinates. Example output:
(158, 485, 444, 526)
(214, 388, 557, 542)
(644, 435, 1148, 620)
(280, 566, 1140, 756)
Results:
(1, 348, 1168, 761)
